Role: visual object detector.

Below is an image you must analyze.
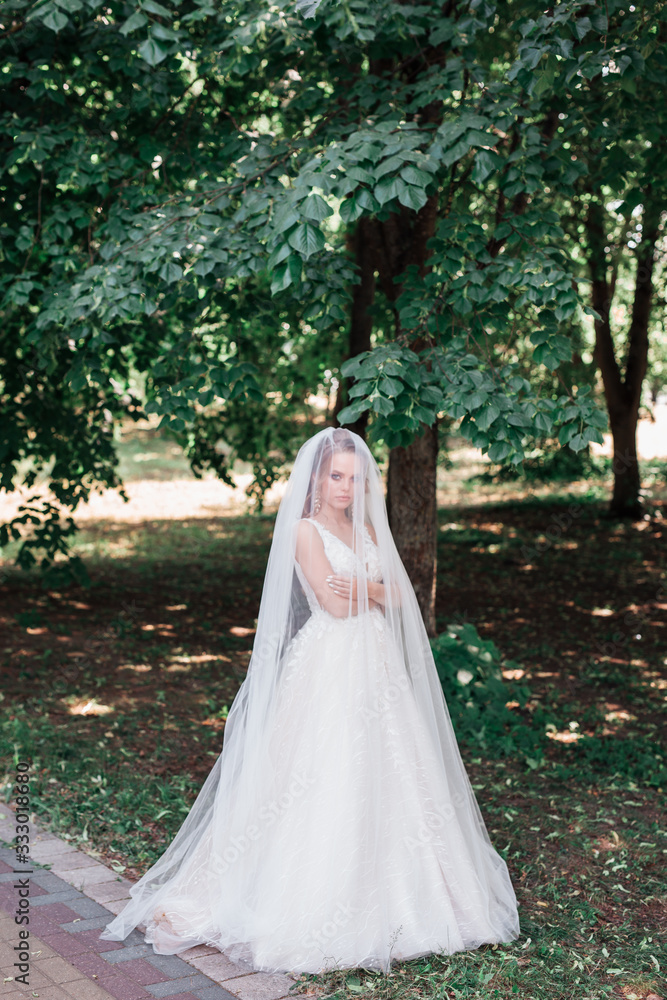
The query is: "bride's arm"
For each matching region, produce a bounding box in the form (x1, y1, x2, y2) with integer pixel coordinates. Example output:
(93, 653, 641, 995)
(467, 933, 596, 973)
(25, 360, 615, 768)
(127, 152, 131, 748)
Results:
(364, 523, 402, 608)
(295, 520, 360, 618)
(367, 580, 402, 607)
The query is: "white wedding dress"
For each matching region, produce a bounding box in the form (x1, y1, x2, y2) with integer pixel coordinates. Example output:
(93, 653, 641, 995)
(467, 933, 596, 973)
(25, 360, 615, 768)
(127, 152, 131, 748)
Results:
(116, 517, 518, 974)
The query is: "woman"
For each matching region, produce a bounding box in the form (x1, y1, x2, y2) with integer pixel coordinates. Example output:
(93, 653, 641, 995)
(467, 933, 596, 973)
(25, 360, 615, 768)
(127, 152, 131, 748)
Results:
(100, 427, 519, 973)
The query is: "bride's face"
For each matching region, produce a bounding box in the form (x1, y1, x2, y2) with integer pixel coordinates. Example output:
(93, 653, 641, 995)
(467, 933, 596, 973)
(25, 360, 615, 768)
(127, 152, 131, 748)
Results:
(319, 451, 364, 512)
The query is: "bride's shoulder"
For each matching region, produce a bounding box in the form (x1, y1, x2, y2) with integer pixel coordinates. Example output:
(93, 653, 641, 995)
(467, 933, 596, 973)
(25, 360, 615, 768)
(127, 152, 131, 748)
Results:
(295, 517, 324, 543)
(364, 521, 378, 545)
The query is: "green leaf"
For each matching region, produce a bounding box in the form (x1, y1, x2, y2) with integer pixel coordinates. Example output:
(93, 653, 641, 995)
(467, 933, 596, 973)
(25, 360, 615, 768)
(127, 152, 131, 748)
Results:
(159, 261, 183, 283)
(488, 441, 512, 463)
(141, 0, 173, 15)
(302, 193, 333, 221)
(400, 166, 433, 187)
(472, 150, 501, 186)
(270, 254, 301, 293)
(476, 404, 500, 431)
(42, 9, 69, 31)
(287, 224, 325, 258)
(338, 400, 371, 424)
(374, 176, 402, 206)
(339, 194, 363, 224)
(138, 37, 169, 65)
(397, 183, 428, 212)
(120, 11, 148, 34)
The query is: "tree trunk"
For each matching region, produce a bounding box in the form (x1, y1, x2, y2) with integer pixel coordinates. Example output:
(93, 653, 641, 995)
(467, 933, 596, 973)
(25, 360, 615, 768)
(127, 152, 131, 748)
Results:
(373, 194, 441, 634)
(387, 421, 439, 636)
(333, 217, 378, 437)
(609, 415, 642, 516)
(587, 197, 659, 518)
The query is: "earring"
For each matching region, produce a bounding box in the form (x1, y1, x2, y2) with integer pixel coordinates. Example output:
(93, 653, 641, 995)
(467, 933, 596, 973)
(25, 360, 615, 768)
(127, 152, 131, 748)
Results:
(313, 490, 321, 514)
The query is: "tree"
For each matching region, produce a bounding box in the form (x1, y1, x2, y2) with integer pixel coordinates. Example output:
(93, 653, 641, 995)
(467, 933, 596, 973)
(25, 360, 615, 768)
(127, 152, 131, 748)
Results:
(3, 0, 631, 631)
(550, 11, 667, 517)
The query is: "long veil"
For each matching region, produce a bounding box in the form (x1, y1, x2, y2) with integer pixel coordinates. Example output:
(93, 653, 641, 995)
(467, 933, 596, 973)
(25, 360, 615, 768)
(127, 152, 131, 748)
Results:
(100, 427, 519, 971)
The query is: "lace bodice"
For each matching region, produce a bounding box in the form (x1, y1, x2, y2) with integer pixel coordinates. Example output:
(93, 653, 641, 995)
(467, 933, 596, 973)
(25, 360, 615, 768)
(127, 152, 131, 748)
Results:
(303, 518, 383, 582)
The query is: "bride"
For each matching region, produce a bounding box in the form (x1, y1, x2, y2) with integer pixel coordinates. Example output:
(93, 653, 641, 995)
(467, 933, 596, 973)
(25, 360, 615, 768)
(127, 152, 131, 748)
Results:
(100, 427, 519, 973)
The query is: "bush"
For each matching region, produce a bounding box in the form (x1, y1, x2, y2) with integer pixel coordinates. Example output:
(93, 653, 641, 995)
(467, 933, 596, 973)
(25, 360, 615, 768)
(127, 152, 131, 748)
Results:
(430, 622, 544, 761)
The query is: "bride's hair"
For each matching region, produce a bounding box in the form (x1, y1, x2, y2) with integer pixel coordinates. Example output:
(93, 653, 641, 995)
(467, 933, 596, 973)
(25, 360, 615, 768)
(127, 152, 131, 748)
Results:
(301, 427, 364, 519)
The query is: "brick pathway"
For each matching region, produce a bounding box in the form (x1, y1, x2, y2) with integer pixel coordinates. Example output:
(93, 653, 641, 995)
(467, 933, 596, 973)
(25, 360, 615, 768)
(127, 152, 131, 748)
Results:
(0, 804, 309, 1000)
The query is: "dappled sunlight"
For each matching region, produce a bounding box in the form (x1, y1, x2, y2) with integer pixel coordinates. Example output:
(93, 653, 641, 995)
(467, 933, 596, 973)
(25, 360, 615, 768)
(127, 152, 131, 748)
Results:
(165, 652, 232, 673)
(547, 721, 584, 743)
(502, 668, 525, 680)
(118, 663, 153, 673)
(548, 729, 585, 743)
(604, 706, 637, 724)
(65, 697, 114, 716)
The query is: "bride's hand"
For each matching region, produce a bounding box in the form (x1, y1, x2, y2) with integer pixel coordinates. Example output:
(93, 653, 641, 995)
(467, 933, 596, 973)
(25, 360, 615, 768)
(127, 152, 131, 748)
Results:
(326, 573, 358, 600)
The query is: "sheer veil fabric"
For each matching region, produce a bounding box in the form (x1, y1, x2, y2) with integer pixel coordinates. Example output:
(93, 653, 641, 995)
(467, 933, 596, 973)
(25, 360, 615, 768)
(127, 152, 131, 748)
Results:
(100, 427, 520, 973)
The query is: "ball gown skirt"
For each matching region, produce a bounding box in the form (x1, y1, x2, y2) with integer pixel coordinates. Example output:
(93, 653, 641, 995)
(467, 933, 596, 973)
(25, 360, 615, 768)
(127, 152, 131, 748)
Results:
(101, 523, 519, 973)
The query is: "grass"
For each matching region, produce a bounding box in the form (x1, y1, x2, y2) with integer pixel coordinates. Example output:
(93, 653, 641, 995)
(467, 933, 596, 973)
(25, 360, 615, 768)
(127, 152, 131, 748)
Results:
(0, 434, 665, 1000)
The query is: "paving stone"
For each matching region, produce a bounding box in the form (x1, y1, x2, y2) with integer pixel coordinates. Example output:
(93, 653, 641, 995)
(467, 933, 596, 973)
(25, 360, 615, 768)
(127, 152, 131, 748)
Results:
(190, 987, 240, 1000)
(217, 975, 295, 1000)
(101, 946, 155, 965)
(149, 996, 201, 1000)
(61, 918, 117, 934)
(177, 948, 219, 962)
(30, 873, 72, 893)
(31, 891, 85, 906)
(33, 955, 89, 985)
(0, 863, 12, 875)
(102, 900, 130, 917)
(65, 899, 112, 920)
(7, 985, 75, 1000)
(108, 960, 169, 986)
(24, 939, 60, 961)
(57, 869, 120, 889)
(62, 979, 117, 1000)
(143, 955, 194, 978)
(94, 974, 151, 1000)
(29, 843, 81, 863)
(38, 903, 83, 924)
(39, 932, 95, 957)
(1, 964, 52, 989)
(50, 856, 102, 874)
(68, 953, 118, 978)
(187, 954, 254, 982)
(27, 914, 62, 937)
(85, 882, 133, 904)
(144, 977, 215, 998)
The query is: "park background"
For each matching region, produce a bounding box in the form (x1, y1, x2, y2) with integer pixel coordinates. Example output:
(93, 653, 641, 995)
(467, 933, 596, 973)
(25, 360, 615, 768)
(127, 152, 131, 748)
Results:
(1, 0, 666, 998)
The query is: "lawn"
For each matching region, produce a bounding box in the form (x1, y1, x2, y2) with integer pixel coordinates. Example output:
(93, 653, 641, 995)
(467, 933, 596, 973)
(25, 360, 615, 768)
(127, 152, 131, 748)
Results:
(0, 429, 665, 1000)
